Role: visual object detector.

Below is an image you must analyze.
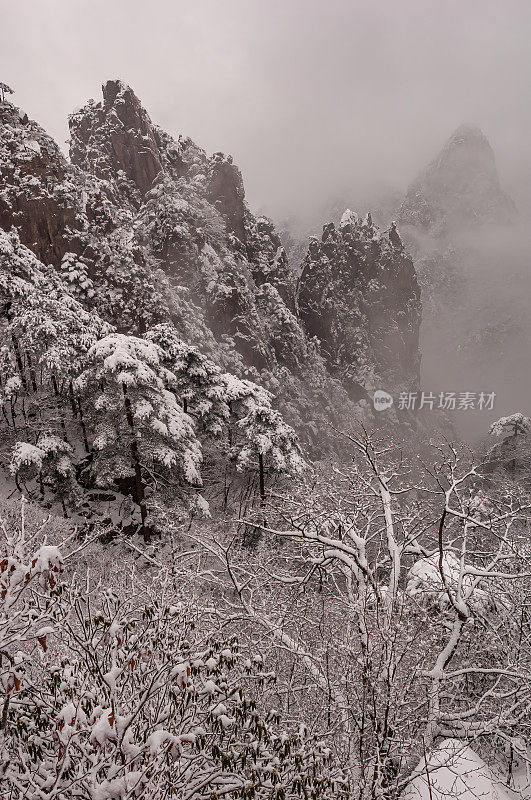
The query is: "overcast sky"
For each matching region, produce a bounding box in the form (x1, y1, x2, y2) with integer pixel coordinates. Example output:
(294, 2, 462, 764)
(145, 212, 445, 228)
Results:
(2, 0, 531, 221)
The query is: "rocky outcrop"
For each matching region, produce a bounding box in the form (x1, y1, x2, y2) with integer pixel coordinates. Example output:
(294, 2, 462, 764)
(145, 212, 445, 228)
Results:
(298, 210, 420, 399)
(0, 102, 81, 266)
(245, 215, 296, 309)
(206, 153, 246, 243)
(399, 125, 515, 237)
(69, 80, 168, 202)
(67, 82, 301, 374)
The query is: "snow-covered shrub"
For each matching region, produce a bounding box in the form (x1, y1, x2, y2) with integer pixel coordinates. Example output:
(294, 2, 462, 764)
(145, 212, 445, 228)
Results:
(201, 433, 531, 796)
(0, 501, 66, 784)
(1, 541, 347, 800)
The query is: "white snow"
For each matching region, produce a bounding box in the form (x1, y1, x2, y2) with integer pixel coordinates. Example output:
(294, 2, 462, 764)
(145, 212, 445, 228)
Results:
(25, 139, 41, 154)
(406, 551, 488, 610)
(90, 708, 116, 746)
(340, 208, 359, 228)
(402, 739, 517, 800)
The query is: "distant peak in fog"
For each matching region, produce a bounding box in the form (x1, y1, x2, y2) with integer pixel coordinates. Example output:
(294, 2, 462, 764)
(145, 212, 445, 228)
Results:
(434, 124, 495, 174)
(447, 124, 489, 143)
(399, 124, 516, 237)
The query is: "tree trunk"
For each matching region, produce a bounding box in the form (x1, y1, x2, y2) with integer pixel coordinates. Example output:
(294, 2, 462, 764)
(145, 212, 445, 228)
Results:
(25, 351, 38, 393)
(2, 404, 12, 429)
(258, 452, 265, 503)
(10, 334, 28, 393)
(123, 386, 150, 541)
(51, 374, 67, 441)
(77, 398, 90, 453)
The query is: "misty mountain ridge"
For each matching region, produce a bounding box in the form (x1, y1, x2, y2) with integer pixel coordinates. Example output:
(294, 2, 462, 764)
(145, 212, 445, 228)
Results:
(2, 6, 531, 798)
(1, 74, 525, 453)
(397, 124, 528, 440)
(277, 120, 528, 441)
(281, 123, 516, 266)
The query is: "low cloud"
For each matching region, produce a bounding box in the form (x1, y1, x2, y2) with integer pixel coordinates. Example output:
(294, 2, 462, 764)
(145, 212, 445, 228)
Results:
(1, 0, 530, 221)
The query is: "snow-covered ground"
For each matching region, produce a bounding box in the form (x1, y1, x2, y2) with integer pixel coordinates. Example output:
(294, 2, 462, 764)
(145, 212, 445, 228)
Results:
(402, 739, 530, 800)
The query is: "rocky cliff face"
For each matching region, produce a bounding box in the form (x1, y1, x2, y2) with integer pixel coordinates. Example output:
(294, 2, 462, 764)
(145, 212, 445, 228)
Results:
(69, 80, 167, 202)
(298, 211, 420, 400)
(0, 102, 81, 266)
(399, 125, 516, 237)
(0, 80, 421, 444)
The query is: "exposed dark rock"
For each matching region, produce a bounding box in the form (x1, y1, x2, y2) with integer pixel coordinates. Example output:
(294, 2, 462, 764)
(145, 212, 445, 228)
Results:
(0, 102, 81, 266)
(69, 80, 166, 201)
(388, 221, 403, 249)
(298, 210, 420, 398)
(207, 152, 246, 243)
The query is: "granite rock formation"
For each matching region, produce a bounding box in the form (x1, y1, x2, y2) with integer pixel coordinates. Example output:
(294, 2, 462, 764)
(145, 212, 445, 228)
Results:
(0, 79, 422, 444)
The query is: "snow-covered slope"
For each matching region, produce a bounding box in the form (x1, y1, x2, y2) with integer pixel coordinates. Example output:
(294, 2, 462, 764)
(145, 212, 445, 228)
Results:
(402, 740, 521, 800)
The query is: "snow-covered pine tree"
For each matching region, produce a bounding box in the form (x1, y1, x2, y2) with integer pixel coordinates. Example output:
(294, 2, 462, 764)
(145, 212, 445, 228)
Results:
(0, 229, 112, 437)
(221, 374, 305, 500)
(145, 324, 304, 498)
(490, 412, 531, 438)
(488, 412, 531, 476)
(8, 287, 110, 393)
(5, 282, 112, 452)
(145, 322, 230, 436)
(0, 232, 38, 395)
(74, 333, 203, 538)
(96, 245, 171, 334)
(58, 252, 96, 302)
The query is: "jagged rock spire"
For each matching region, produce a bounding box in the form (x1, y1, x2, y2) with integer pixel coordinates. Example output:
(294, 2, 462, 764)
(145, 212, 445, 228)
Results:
(298, 214, 420, 399)
(69, 79, 165, 200)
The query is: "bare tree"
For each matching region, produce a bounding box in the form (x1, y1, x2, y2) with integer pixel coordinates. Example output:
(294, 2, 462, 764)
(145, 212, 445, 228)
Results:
(182, 430, 531, 799)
